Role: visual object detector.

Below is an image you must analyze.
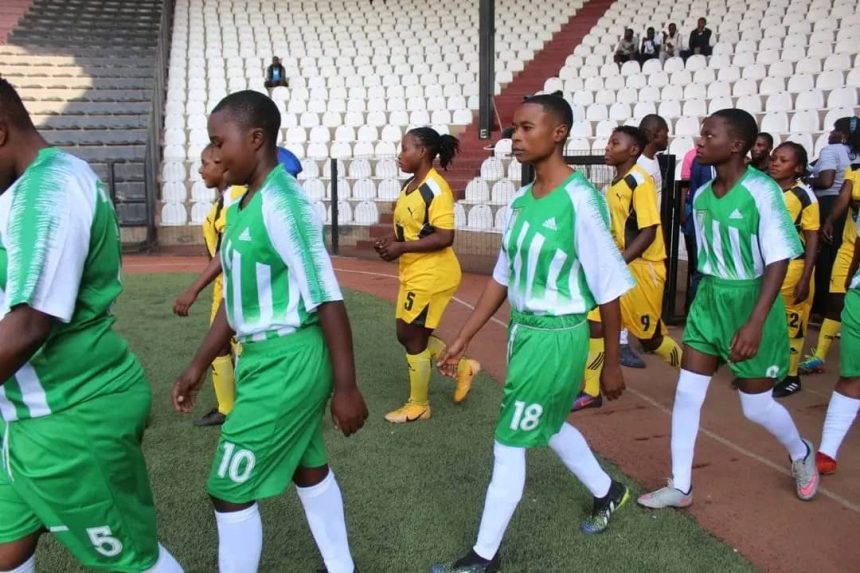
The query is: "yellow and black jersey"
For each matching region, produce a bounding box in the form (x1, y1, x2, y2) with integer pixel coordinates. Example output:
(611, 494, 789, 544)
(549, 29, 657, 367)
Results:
(606, 164, 666, 262)
(203, 185, 246, 258)
(842, 163, 860, 247)
(393, 168, 461, 289)
(782, 180, 819, 257)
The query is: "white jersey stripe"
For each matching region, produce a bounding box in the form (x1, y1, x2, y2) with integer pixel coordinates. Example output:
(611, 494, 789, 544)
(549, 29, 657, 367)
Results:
(728, 227, 746, 279)
(524, 232, 545, 307)
(512, 221, 530, 310)
(710, 220, 727, 278)
(231, 251, 244, 329)
(566, 259, 583, 314)
(16, 364, 50, 418)
(255, 263, 273, 328)
(0, 387, 17, 422)
(544, 249, 567, 310)
(751, 234, 763, 277)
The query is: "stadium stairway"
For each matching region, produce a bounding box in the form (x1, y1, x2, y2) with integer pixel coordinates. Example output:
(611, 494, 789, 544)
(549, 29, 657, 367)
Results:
(358, 0, 614, 253)
(0, 0, 31, 44)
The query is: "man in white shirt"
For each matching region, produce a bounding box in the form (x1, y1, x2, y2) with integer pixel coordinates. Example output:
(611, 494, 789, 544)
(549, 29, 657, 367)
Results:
(638, 114, 669, 208)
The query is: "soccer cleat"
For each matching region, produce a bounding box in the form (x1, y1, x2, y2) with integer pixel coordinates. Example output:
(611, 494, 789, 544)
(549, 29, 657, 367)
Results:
(429, 550, 500, 573)
(637, 479, 693, 509)
(384, 401, 431, 423)
(773, 376, 802, 398)
(620, 344, 646, 369)
(571, 391, 603, 412)
(798, 355, 825, 375)
(791, 439, 819, 501)
(580, 480, 630, 534)
(193, 408, 227, 427)
(453, 359, 481, 404)
(816, 451, 837, 475)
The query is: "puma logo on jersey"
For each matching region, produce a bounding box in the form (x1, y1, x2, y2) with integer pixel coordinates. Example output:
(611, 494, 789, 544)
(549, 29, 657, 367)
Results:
(542, 217, 558, 231)
(729, 209, 744, 220)
(239, 228, 252, 241)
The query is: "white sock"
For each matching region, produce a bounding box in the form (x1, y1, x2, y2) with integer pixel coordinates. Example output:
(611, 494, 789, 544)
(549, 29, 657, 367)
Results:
(143, 544, 185, 573)
(670, 369, 711, 493)
(549, 422, 611, 498)
(473, 441, 526, 561)
(739, 390, 807, 461)
(0, 555, 34, 573)
(620, 328, 629, 345)
(296, 471, 354, 573)
(819, 391, 860, 459)
(215, 503, 262, 573)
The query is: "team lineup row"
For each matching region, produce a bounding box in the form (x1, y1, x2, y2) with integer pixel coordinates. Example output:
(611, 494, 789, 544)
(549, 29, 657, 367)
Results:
(0, 77, 858, 572)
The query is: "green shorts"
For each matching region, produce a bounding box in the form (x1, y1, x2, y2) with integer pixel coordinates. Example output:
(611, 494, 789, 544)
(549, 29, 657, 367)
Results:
(207, 325, 332, 503)
(683, 276, 790, 380)
(0, 375, 158, 572)
(840, 289, 860, 378)
(495, 311, 589, 448)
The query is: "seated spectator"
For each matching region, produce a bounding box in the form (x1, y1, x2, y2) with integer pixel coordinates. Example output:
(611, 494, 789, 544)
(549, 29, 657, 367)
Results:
(748, 132, 774, 172)
(614, 29, 637, 64)
(682, 18, 712, 59)
(660, 23, 682, 62)
(264, 56, 288, 90)
(638, 27, 660, 64)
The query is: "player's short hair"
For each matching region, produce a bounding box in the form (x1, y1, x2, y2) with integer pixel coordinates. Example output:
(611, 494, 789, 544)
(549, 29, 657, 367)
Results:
(612, 125, 648, 153)
(0, 77, 34, 129)
(710, 109, 759, 155)
(756, 132, 774, 149)
(774, 142, 808, 174)
(522, 91, 573, 134)
(639, 114, 668, 138)
(834, 116, 860, 154)
(211, 90, 280, 147)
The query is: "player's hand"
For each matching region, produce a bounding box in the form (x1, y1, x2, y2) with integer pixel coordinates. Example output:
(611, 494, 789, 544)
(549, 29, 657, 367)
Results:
(793, 280, 810, 305)
(330, 387, 368, 437)
(438, 337, 468, 377)
(821, 220, 834, 243)
(172, 365, 206, 413)
(173, 289, 198, 317)
(377, 239, 405, 262)
(730, 321, 762, 362)
(600, 363, 626, 401)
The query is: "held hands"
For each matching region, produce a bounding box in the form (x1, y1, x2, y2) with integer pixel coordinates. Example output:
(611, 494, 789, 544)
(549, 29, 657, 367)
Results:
(374, 236, 405, 261)
(171, 365, 207, 413)
(821, 220, 834, 243)
(173, 289, 198, 317)
(600, 362, 626, 401)
(730, 320, 763, 363)
(437, 337, 468, 378)
(330, 387, 369, 437)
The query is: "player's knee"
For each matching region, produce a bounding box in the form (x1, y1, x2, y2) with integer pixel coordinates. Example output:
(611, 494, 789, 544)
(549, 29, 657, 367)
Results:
(209, 496, 255, 513)
(641, 334, 662, 352)
(293, 464, 329, 487)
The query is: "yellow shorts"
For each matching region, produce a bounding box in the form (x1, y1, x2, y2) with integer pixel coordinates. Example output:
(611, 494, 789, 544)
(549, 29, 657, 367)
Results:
(396, 284, 457, 329)
(587, 259, 666, 340)
(829, 241, 854, 295)
(781, 259, 815, 339)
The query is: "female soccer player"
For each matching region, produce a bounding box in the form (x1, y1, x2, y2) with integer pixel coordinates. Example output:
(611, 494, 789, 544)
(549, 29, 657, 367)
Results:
(173, 145, 245, 426)
(768, 143, 819, 397)
(431, 94, 634, 572)
(375, 127, 480, 423)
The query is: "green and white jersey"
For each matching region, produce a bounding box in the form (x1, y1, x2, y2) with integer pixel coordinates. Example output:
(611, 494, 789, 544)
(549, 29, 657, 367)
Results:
(493, 170, 634, 315)
(851, 216, 860, 291)
(220, 165, 342, 342)
(0, 147, 140, 422)
(693, 167, 802, 280)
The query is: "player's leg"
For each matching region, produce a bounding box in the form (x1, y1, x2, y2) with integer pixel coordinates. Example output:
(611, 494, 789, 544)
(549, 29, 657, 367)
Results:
(196, 290, 235, 427)
(775, 261, 805, 397)
(628, 261, 682, 367)
(0, 530, 40, 573)
(572, 318, 604, 411)
(801, 247, 849, 374)
(386, 315, 434, 422)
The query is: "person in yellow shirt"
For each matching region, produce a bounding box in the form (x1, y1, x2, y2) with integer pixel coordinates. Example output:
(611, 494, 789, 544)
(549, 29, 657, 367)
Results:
(801, 122, 860, 375)
(574, 126, 682, 411)
(375, 127, 480, 423)
(173, 144, 246, 426)
(768, 143, 819, 397)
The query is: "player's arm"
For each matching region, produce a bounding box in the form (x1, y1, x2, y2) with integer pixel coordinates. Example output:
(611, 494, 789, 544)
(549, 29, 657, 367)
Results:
(172, 303, 234, 412)
(377, 190, 456, 260)
(318, 301, 368, 436)
(622, 226, 657, 263)
(0, 305, 53, 383)
(623, 178, 660, 262)
(821, 178, 852, 242)
(795, 199, 820, 304)
(173, 255, 223, 316)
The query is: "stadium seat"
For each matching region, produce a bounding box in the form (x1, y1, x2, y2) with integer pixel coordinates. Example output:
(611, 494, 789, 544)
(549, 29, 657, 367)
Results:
(480, 157, 505, 181)
(490, 179, 516, 205)
(466, 204, 493, 230)
(353, 201, 379, 225)
(464, 178, 490, 203)
(304, 178, 326, 201)
(161, 203, 187, 226)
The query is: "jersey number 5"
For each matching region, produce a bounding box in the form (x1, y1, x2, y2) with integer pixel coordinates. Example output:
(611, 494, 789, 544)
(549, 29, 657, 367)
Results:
(87, 526, 123, 557)
(404, 291, 416, 311)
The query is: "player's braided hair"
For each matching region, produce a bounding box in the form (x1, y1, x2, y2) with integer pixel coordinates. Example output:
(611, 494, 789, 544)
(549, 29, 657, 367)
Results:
(774, 141, 808, 176)
(407, 127, 460, 170)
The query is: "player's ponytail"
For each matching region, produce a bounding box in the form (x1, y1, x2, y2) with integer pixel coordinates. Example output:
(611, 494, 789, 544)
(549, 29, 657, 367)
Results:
(407, 126, 460, 170)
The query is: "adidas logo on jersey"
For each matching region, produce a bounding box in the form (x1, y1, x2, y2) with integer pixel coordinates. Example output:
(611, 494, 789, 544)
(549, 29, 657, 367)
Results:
(542, 217, 558, 231)
(729, 209, 744, 220)
(239, 228, 252, 241)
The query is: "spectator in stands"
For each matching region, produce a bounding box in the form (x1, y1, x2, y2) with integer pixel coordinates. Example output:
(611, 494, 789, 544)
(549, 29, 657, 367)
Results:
(638, 114, 670, 204)
(682, 18, 712, 59)
(748, 132, 774, 172)
(264, 56, 288, 92)
(638, 27, 660, 64)
(660, 23, 682, 62)
(809, 117, 858, 315)
(614, 28, 637, 65)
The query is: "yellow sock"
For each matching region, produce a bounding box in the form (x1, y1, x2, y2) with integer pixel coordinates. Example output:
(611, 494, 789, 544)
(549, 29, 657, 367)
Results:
(406, 349, 432, 406)
(654, 336, 683, 368)
(789, 337, 804, 377)
(583, 337, 605, 398)
(211, 354, 235, 415)
(427, 335, 446, 362)
(815, 319, 841, 361)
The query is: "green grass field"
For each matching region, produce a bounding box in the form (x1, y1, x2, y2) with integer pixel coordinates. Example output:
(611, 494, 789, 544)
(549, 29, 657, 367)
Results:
(35, 274, 755, 572)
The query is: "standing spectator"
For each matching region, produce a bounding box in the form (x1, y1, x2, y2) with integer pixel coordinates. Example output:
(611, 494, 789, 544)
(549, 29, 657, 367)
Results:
(638, 114, 669, 206)
(660, 23, 682, 62)
(810, 117, 858, 315)
(748, 132, 774, 172)
(614, 29, 637, 65)
(683, 18, 712, 59)
(638, 27, 660, 64)
(264, 56, 288, 92)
